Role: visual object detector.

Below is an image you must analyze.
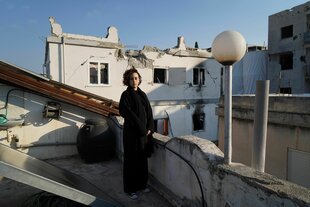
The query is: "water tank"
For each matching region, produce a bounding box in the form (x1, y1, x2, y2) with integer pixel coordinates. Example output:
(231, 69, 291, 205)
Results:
(77, 118, 115, 163)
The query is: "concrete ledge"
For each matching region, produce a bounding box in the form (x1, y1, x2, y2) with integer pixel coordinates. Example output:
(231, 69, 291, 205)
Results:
(217, 163, 310, 207)
(47, 36, 124, 49)
(150, 133, 310, 207)
(216, 95, 310, 128)
(218, 95, 310, 114)
(216, 107, 310, 128)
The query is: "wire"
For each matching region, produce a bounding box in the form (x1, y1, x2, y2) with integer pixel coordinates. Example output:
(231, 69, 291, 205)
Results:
(205, 69, 217, 86)
(155, 140, 205, 207)
(108, 114, 204, 206)
(0, 88, 24, 125)
(1, 88, 21, 116)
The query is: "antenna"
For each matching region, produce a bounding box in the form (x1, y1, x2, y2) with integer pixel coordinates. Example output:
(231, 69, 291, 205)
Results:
(81, 56, 94, 66)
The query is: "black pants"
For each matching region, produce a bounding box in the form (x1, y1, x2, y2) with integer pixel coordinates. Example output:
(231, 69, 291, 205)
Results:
(123, 145, 148, 194)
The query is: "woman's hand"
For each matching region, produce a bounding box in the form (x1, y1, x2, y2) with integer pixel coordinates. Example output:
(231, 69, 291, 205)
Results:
(146, 130, 151, 136)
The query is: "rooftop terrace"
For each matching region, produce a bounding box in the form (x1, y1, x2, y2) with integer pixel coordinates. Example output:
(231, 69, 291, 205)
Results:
(0, 154, 172, 207)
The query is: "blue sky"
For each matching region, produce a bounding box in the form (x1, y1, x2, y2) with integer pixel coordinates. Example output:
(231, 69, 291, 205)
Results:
(0, 0, 308, 73)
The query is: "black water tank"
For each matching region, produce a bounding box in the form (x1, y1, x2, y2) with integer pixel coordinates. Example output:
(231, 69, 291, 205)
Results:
(77, 118, 115, 163)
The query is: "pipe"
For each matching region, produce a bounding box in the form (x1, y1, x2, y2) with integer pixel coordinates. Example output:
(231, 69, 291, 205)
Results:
(62, 36, 66, 84)
(15, 142, 76, 149)
(251, 80, 269, 172)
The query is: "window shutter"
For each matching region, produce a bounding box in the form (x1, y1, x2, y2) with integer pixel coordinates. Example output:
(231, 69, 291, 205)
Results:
(168, 67, 186, 85)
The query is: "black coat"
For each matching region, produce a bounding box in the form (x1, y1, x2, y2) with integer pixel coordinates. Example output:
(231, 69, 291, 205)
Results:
(119, 86, 154, 193)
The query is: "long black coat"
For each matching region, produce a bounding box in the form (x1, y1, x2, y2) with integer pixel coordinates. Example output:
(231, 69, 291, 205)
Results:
(119, 86, 154, 193)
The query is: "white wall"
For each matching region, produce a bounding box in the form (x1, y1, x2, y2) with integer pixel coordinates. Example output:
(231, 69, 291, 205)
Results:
(0, 83, 104, 159)
(46, 37, 222, 141)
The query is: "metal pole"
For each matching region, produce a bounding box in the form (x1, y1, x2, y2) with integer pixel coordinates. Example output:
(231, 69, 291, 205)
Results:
(224, 65, 232, 164)
(252, 80, 270, 172)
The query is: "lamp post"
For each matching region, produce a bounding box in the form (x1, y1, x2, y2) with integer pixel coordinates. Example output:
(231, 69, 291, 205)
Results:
(212, 31, 246, 164)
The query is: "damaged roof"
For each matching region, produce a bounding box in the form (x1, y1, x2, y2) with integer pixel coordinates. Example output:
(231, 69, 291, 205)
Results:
(0, 60, 119, 117)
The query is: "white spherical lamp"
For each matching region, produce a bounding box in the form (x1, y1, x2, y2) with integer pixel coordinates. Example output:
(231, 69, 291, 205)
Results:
(212, 31, 247, 65)
(212, 30, 246, 165)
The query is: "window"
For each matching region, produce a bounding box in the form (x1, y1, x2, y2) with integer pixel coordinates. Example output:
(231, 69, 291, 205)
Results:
(154, 118, 169, 136)
(153, 68, 167, 84)
(281, 25, 293, 39)
(279, 53, 293, 70)
(193, 68, 205, 86)
(280, 87, 292, 94)
(89, 62, 109, 85)
(193, 112, 205, 131)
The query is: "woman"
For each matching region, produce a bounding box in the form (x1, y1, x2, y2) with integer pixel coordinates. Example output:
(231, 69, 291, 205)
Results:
(119, 68, 154, 200)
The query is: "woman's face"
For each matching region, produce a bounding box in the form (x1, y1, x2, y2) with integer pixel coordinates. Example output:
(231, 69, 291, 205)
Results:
(129, 72, 140, 90)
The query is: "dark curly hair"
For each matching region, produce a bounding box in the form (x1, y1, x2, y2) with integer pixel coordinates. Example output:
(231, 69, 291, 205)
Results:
(122, 67, 142, 86)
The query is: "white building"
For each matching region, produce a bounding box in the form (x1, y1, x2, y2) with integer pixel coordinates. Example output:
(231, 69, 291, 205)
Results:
(44, 17, 222, 141)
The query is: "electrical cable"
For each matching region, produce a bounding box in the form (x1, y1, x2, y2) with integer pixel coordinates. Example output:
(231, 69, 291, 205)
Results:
(206, 69, 217, 86)
(0, 88, 23, 125)
(108, 114, 204, 206)
(98, 115, 205, 206)
(155, 140, 205, 207)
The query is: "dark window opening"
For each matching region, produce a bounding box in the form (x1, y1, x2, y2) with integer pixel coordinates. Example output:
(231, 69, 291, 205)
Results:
(154, 68, 166, 83)
(281, 25, 293, 39)
(100, 63, 109, 84)
(154, 119, 169, 136)
(193, 112, 205, 131)
(193, 68, 205, 85)
(280, 53, 293, 70)
(280, 87, 292, 94)
(89, 62, 98, 84)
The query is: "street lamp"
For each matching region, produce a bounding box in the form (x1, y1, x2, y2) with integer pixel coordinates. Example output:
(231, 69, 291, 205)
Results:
(212, 31, 246, 164)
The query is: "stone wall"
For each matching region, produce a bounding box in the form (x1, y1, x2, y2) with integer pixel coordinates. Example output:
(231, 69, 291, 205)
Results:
(216, 95, 310, 185)
(146, 133, 310, 207)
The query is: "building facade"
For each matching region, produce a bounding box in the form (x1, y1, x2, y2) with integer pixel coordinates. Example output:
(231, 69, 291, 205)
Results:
(44, 18, 222, 141)
(268, 1, 310, 94)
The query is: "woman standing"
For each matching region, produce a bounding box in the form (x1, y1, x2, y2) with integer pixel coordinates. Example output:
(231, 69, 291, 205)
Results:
(119, 68, 154, 200)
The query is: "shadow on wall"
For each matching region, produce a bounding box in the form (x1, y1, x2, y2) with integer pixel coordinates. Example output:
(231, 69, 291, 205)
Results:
(138, 60, 221, 140)
(0, 86, 105, 159)
(0, 88, 86, 126)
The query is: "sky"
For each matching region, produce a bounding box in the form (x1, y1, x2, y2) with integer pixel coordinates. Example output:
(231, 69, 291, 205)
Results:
(0, 0, 308, 74)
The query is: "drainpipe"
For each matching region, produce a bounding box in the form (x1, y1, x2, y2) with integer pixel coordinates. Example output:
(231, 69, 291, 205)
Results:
(62, 36, 66, 84)
(251, 80, 269, 172)
(12, 134, 76, 148)
(15, 141, 76, 148)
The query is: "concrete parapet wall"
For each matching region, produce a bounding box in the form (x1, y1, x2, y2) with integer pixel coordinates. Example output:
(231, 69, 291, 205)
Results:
(216, 95, 310, 183)
(149, 134, 310, 207)
(216, 95, 310, 128)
